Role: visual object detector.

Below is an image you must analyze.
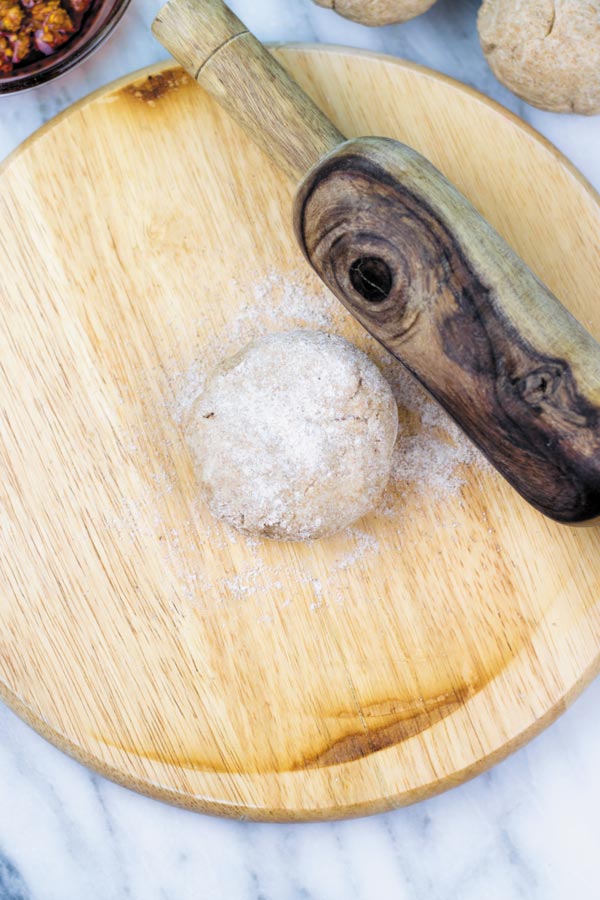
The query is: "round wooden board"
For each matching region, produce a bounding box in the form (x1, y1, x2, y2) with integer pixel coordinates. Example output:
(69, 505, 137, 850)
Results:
(1, 47, 600, 822)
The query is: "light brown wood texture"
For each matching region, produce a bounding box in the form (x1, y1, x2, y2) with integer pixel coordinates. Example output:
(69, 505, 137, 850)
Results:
(153, 0, 344, 181)
(314, 0, 437, 27)
(1, 48, 600, 821)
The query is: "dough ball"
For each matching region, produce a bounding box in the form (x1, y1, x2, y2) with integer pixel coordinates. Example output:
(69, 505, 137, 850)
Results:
(313, 0, 437, 27)
(478, 0, 600, 114)
(186, 330, 398, 541)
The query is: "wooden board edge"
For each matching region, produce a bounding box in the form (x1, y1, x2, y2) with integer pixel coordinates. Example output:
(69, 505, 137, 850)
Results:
(1, 652, 598, 821)
(2, 46, 599, 210)
(0, 60, 176, 180)
(272, 43, 600, 210)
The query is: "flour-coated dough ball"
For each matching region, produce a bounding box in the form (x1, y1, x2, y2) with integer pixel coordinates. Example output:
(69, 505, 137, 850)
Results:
(186, 330, 398, 541)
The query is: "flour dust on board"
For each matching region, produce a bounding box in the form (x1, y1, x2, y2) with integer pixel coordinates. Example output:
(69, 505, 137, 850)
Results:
(109, 270, 494, 616)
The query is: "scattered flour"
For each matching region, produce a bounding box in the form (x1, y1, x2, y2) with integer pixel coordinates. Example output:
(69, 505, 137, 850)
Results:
(112, 269, 493, 613)
(334, 527, 380, 571)
(383, 368, 488, 508)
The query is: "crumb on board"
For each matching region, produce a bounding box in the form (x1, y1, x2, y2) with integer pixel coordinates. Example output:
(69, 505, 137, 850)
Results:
(122, 69, 192, 105)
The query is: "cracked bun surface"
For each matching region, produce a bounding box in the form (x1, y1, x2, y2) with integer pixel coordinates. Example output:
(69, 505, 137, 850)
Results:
(478, 0, 600, 114)
(185, 330, 398, 541)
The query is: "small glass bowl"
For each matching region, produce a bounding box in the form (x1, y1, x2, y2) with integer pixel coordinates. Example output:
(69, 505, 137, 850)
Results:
(0, 0, 130, 94)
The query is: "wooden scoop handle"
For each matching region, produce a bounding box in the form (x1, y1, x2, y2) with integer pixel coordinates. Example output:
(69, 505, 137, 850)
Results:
(152, 0, 344, 181)
(295, 139, 600, 523)
(153, 0, 600, 523)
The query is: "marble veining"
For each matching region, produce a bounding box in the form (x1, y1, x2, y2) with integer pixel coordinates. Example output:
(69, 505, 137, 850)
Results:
(1, 1, 600, 897)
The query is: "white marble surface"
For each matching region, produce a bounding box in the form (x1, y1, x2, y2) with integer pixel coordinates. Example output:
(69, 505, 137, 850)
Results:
(1, 1, 600, 897)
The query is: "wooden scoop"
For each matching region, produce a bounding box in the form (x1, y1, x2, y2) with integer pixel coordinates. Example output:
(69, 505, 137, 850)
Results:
(152, 0, 600, 524)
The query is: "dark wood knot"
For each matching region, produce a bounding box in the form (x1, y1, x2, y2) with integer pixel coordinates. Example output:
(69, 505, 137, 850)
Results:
(349, 256, 393, 302)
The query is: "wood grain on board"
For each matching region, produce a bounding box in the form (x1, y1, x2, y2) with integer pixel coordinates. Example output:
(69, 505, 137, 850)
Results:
(153, 0, 344, 181)
(0, 48, 600, 820)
